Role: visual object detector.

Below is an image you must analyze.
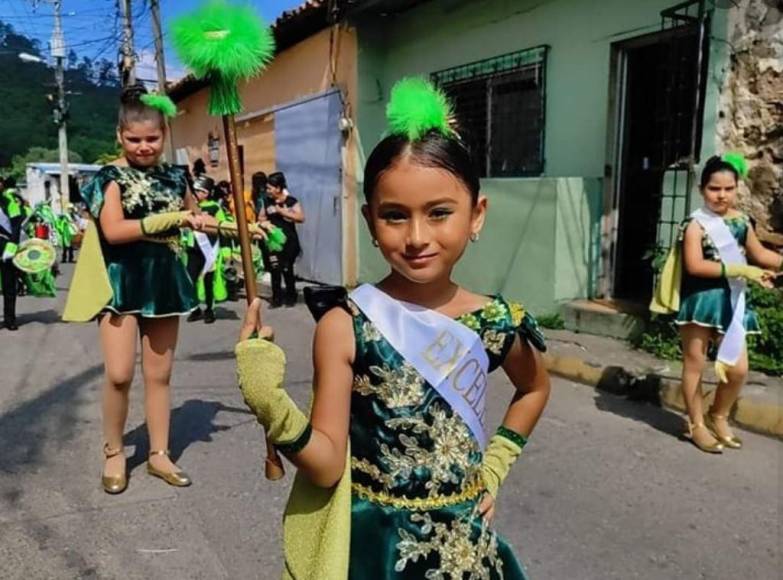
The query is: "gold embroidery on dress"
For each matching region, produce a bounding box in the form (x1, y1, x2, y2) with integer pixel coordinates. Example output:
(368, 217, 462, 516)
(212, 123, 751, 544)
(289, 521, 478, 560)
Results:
(361, 321, 382, 342)
(460, 313, 481, 331)
(380, 403, 480, 498)
(482, 329, 506, 355)
(354, 363, 426, 408)
(351, 456, 395, 488)
(508, 302, 526, 326)
(395, 511, 504, 579)
(351, 479, 483, 510)
(118, 168, 183, 215)
(481, 301, 508, 323)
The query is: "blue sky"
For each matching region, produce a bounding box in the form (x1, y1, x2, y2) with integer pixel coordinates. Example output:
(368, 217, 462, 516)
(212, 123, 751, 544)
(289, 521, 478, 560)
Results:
(0, 0, 304, 79)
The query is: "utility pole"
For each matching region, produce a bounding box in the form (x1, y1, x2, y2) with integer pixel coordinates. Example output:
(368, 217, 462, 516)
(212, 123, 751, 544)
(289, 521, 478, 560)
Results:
(51, 0, 69, 214)
(119, 0, 135, 87)
(150, 0, 173, 160)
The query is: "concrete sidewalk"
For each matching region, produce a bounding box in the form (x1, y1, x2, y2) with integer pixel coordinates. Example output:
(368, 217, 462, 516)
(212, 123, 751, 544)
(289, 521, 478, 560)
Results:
(543, 329, 783, 438)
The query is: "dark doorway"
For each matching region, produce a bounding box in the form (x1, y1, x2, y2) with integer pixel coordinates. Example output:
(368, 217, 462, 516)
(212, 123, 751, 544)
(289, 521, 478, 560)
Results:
(613, 25, 705, 302)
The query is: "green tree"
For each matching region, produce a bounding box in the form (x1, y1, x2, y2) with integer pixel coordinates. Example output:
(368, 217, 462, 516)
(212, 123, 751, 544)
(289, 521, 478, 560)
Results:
(7, 147, 83, 180)
(0, 19, 119, 169)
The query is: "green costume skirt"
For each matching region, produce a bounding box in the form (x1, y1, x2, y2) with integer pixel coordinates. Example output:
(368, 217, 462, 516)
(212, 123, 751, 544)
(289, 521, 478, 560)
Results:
(349, 496, 528, 579)
(675, 276, 760, 334)
(103, 241, 198, 317)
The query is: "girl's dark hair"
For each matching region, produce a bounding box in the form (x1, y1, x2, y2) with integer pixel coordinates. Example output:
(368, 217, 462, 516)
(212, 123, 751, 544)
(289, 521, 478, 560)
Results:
(700, 155, 739, 189)
(215, 180, 231, 199)
(118, 84, 165, 129)
(192, 158, 207, 176)
(251, 171, 268, 197)
(363, 130, 480, 204)
(268, 172, 287, 190)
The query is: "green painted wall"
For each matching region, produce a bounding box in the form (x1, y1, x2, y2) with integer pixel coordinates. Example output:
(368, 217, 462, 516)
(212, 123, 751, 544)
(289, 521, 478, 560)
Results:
(358, 177, 602, 315)
(352, 0, 733, 310)
(356, 0, 696, 178)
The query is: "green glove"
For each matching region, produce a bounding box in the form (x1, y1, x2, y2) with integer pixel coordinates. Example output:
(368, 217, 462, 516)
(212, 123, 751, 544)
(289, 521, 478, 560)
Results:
(724, 263, 768, 284)
(1, 241, 18, 262)
(140, 211, 191, 236)
(235, 338, 309, 449)
(480, 427, 527, 498)
(217, 220, 265, 239)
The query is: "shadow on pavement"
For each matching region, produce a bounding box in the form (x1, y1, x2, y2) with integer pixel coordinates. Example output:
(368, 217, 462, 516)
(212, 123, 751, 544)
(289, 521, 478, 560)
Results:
(124, 399, 253, 473)
(185, 350, 235, 362)
(15, 308, 62, 326)
(0, 364, 104, 476)
(593, 366, 683, 439)
(214, 307, 240, 321)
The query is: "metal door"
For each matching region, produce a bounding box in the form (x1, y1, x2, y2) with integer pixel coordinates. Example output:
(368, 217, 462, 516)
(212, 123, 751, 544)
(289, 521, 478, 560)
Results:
(274, 90, 343, 284)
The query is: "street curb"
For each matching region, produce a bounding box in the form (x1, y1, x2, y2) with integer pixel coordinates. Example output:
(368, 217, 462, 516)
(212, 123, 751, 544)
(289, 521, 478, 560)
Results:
(543, 354, 783, 440)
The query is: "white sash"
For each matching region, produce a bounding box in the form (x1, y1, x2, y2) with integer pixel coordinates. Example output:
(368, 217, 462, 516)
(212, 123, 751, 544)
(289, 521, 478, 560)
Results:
(350, 284, 490, 450)
(0, 209, 10, 238)
(194, 232, 219, 276)
(692, 208, 746, 365)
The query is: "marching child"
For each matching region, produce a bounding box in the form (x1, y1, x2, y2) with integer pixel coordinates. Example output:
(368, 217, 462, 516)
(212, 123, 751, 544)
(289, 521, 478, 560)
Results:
(236, 78, 551, 579)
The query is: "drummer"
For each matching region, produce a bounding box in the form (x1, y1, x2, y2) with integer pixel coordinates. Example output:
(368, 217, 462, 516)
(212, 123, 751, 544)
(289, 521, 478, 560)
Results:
(0, 177, 23, 331)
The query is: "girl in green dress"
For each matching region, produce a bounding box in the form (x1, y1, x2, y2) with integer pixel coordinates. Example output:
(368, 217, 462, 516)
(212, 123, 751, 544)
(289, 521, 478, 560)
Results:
(236, 78, 551, 579)
(676, 156, 781, 453)
(79, 86, 216, 494)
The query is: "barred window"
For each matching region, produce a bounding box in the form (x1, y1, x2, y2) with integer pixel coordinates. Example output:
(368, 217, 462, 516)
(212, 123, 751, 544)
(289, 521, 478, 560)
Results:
(432, 46, 548, 178)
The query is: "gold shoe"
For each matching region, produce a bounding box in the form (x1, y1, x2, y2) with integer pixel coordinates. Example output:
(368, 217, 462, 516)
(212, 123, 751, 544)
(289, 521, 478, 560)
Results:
(683, 420, 723, 454)
(102, 443, 128, 494)
(705, 413, 743, 449)
(147, 450, 192, 487)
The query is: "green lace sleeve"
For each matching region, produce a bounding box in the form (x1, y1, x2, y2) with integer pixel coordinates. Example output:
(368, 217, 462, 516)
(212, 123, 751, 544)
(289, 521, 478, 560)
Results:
(509, 302, 547, 353)
(80, 165, 121, 219)
(482, 297, 547, 372)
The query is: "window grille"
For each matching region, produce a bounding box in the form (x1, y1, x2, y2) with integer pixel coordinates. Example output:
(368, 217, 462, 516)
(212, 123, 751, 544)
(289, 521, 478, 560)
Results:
(432, 46, 548, 177)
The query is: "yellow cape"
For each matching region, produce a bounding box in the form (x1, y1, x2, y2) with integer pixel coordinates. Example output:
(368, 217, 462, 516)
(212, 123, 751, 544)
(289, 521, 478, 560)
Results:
(282, 448, 351, 580)
(649, 244, 682, 315)
(62, 221, 113, 322)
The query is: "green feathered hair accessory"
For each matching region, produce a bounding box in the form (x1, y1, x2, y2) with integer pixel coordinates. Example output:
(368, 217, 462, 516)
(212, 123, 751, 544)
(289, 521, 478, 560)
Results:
(386, 77, 454, 141)
(264, 225, 287, 252)
(140, 93, 178, 118)
(721, 152, 749, 180)
(170, 0, 275, 116)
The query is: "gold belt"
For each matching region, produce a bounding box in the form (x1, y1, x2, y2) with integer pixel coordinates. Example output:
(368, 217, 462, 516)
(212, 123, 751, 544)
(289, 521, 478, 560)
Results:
(351, 480, 484, 511)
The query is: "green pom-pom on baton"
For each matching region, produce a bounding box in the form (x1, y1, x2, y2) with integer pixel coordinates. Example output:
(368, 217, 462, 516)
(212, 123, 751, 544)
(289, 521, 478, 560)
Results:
(140, 93, 178, 118)
(386, 77, 453, 141)
(170, 0, 275, 116)
(722, 152, 749, 180)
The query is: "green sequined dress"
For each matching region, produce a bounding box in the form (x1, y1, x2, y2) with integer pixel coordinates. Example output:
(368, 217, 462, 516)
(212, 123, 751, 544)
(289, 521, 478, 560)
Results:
(346, 294, 546, 579)
(675, 213, 760, 334)
(81, 164, 198, 318)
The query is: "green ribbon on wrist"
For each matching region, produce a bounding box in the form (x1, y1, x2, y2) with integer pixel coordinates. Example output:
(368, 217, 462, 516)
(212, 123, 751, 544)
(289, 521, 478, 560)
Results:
(496, 425, 528, 449)
(276, 423, 313, 456)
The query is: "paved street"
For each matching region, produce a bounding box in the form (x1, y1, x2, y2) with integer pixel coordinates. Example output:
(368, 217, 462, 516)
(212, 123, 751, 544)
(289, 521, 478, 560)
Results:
(0, 265, 780, 580)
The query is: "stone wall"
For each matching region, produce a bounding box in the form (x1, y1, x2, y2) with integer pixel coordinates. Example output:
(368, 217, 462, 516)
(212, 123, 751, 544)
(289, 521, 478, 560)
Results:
(716, 0, 783, 245)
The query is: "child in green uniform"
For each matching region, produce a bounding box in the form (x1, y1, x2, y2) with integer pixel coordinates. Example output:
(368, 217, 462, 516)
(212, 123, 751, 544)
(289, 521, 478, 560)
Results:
(664, 156, 781, 453)
(186, 174, 228, 324)
(65, 85, 214, 494)
(236, 78, 551, 579)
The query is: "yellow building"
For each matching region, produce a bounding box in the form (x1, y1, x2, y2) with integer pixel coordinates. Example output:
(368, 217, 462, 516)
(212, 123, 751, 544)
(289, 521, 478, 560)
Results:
(169, 2, 358, 286)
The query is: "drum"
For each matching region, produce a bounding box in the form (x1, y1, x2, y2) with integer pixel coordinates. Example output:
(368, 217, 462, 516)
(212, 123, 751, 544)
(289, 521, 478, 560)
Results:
(12, 239, 57, 274)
